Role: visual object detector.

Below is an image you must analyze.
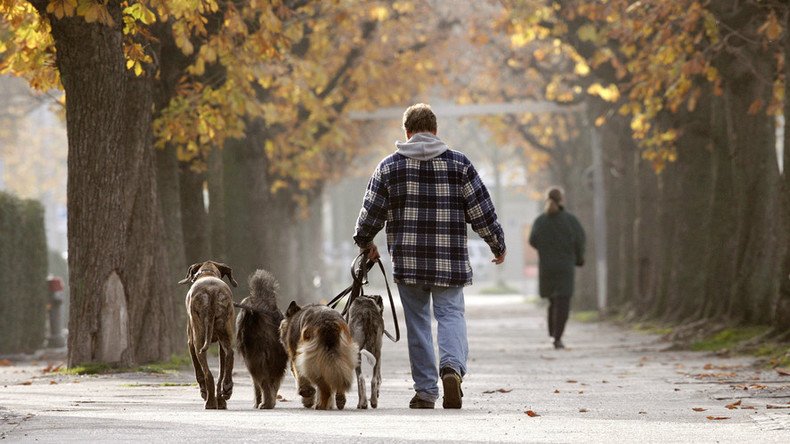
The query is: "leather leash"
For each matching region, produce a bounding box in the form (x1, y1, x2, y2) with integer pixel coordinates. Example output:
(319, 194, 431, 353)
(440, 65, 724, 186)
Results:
(327, 253, 400, 342)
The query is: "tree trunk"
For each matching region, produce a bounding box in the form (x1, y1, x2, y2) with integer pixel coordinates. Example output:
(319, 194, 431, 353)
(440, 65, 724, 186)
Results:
(208, 148, 228, 262)
(296, 193, 325, 304)
(154, 145, 186, 282)
(179, 163, 211, 264)
(42, 7, 177, 366)
(722, 63, 781, 324)
(700, 93, 739, 321)
(774, 17, 790, 330)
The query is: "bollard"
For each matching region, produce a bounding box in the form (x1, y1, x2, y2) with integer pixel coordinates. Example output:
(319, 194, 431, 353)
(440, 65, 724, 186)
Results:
(46, 276, 66, 348)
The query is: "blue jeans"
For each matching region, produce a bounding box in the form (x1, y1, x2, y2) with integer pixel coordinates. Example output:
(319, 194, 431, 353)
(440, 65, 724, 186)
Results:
(397, 284, 468, 403)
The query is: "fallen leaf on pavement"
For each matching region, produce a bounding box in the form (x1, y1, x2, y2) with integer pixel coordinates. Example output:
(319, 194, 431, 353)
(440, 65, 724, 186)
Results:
(766, 404, 790, 409)
(638, 411, 647, 415)
(578, 391, 584, 394)
(725, 400, 741, 410)
(706, 416, 730, 420)
(42, 364, 62, 373)
(49, 380, 57, 385)
(0, 359, 13, 367)
(775, 367, 790, 376)
(692, 408, 707, 412)
(740, 405, 755, 410)
(554, 389, 560, 394)
(579, 408, 588, 413)
(525, 410, 540, 417)
(483, 388, 513, 394)
(566, 380, 578, 383)
(19, 381, 32, 385)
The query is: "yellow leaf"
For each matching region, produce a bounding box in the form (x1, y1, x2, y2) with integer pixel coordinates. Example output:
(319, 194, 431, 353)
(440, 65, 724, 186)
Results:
(133, 61, 142, 76)
(595, 116, 606, 127)
(587, 83, 620, 102)
(370, 6, 389, 21)
(126, 59, 134, 69)
(574, 60, 590, 76)
(747, 99, 763, 115)
(577, 24, 598, 42)
(47, 0, 77, 19)
(759, 12, 782, 41)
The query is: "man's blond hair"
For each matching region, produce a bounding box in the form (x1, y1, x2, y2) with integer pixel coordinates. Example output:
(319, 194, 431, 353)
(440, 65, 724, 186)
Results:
(402, 103, 437, 134)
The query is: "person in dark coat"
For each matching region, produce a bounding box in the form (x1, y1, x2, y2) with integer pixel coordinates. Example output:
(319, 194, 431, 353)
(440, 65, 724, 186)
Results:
(528, 188, 585, 349)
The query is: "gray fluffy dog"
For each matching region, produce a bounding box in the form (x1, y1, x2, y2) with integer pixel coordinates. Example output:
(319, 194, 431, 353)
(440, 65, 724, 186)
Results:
(348, 294, 384, 409)
(235, 269, 288, 409)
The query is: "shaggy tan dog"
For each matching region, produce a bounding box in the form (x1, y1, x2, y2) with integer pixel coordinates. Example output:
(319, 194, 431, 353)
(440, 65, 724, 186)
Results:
(280, 302, 358, 410)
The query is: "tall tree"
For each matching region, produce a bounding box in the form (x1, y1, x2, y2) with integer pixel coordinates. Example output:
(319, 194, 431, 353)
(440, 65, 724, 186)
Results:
(1, 0, 178, 365)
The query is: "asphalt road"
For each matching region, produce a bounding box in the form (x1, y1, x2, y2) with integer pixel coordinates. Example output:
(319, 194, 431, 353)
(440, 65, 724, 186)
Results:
(1, 295, 788, 443)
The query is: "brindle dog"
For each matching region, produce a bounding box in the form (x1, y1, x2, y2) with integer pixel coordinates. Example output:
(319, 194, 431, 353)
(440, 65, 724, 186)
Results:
(179, 260, 237, 409)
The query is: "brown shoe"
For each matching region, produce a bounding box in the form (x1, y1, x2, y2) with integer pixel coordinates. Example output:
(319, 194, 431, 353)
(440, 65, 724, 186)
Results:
(409, 394, 435, 409)
(441, 367, 463, 409)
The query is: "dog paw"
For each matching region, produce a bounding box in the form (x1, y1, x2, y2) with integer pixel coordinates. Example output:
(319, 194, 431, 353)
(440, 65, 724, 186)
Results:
(221, 383, 233, 400)
(357, 402, 368, 409)
(205, 399, 218, 409)
(370, 400, 378, 409)
(259, 401, 275, 409)
(298, 386, 316, 398)
(216, 398, 227, 410)
(336, 393, 346, 410)
(301, 396, 315, 409)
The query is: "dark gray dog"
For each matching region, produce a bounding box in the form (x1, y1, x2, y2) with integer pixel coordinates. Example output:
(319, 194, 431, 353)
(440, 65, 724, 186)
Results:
(348, 294, 384, 409)
(235, 269, 288, 409)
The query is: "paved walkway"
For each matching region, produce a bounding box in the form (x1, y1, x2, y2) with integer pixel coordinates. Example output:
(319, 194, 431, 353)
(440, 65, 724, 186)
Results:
(1, 295, 788, 443)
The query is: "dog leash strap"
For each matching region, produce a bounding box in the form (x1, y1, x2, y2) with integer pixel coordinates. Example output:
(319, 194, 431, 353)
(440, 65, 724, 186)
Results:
(375, 259, 400, 343)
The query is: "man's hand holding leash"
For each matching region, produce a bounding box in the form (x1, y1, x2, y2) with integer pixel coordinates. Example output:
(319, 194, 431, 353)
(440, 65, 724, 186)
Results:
(361, 242, 380, 262)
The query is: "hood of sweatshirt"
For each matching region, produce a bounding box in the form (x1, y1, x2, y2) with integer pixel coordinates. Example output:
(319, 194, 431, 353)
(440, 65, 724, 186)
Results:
(395, 132, 449, 161)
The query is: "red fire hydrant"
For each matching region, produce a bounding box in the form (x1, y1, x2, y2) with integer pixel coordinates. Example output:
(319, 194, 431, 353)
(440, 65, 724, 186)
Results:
(46, 276, 66, 348)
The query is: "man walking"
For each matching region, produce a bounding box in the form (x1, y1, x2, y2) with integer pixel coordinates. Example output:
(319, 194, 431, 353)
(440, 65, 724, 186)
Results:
(529, 187, 586, 349)
(354, 103, 506, 409)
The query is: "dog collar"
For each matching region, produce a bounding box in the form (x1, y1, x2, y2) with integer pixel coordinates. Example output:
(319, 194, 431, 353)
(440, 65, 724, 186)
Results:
(193, 269, 215, 281)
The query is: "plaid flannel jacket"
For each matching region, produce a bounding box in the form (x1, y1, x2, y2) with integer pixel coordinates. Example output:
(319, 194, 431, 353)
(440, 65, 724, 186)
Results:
(354, 149, 506, 287)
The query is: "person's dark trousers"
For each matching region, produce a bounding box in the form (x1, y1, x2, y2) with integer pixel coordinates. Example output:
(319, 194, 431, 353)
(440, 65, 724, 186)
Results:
(547, 294, 571, 340)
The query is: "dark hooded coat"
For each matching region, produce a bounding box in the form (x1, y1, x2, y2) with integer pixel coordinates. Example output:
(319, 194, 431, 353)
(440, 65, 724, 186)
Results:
(528, 208, 586, 298)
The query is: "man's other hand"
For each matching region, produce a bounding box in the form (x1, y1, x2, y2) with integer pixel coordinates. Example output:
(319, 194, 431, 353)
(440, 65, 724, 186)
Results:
(361, 242, 380, 262)
(492, 250, 506, 265)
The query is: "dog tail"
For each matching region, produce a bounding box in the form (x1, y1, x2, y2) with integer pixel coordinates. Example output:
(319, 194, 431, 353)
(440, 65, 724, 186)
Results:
(248, 269, 279, 311)
(200, 295, 215, 354)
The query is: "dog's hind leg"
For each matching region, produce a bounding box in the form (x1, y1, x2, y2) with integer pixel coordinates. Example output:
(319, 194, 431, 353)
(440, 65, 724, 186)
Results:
(218, 338, 234, 404)
(215, 343, 230, 410)
(187, 327, 207, 401)
(197, 349, 217, 409)
(315, 381, 332, 410)
(254, 381, 263, 409)
(370, 359, 381, 409)
(297, 375, 316, 408)
(335, 391, 347, 410)
(261, 381, 278, 409)
(356, 364, 367, 409)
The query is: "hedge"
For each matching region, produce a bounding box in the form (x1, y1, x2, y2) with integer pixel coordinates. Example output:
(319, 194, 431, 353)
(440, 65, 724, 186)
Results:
(0, 191, 48, 354)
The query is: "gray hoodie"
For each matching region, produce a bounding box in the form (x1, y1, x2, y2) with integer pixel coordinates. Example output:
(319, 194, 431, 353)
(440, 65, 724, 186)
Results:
(395, 132, 448, 161)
